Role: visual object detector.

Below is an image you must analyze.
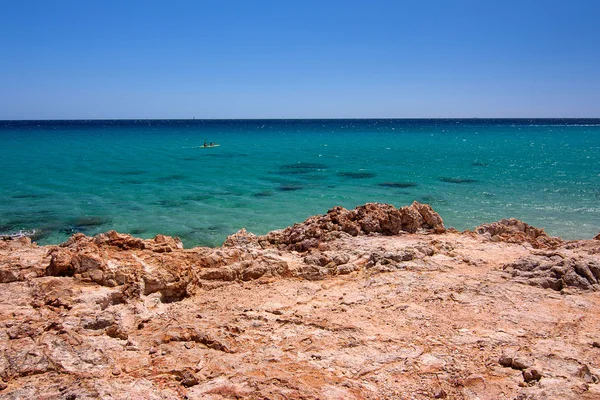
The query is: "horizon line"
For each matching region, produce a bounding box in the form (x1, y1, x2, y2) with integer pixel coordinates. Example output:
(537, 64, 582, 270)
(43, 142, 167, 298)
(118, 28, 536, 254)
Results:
(2, 117, 600, 122)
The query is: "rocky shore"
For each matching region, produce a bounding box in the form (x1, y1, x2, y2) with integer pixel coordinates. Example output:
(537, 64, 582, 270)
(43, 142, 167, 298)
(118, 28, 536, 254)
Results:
(1, 202, 599, 399)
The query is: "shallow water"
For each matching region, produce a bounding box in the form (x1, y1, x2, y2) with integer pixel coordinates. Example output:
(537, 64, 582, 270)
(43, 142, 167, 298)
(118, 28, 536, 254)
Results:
(1, 119, 599, 246)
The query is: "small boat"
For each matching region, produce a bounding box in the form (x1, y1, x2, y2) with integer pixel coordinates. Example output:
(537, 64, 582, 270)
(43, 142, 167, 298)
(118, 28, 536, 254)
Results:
(200, 144, 220, 148)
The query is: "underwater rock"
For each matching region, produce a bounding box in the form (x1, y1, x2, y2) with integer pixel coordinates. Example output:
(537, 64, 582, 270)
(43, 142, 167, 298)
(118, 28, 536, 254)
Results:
(253, 190, 273, 197)
(378, 182, 418, 188)
(439, 177, 478, 184)
(72, 216, 111, 229)
(278, 184, 303, 191)
(337, 171, 377, 179)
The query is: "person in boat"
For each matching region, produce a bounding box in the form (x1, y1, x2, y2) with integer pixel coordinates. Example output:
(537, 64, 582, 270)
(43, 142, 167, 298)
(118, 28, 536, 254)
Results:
(209, 142, 214, 146)
(203, 141, 208, 147)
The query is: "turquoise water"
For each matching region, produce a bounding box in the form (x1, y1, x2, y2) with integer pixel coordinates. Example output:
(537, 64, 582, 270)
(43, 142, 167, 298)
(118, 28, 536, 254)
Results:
(1, 119, 599, 246)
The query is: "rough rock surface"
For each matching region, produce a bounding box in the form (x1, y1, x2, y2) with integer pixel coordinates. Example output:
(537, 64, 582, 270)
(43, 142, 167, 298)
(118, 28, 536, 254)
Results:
(0, 203, 599, 399)
(473, 218, 563, 249)
(504, 252, 600, 291)
(262, 201, 445, 251)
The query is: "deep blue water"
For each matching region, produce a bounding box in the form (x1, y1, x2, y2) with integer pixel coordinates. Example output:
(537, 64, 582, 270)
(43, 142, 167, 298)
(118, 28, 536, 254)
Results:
(1, 119, 599, 246)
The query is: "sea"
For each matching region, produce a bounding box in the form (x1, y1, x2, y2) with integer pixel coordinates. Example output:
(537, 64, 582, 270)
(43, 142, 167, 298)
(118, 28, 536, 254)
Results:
(1, 119, 599, 247)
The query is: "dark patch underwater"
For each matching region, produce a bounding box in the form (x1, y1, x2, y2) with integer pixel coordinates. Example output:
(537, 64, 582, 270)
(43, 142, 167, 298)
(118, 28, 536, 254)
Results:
(378, 182, 418, 188)
(337, 171, 377, 179)
(439, 177, 478, 184)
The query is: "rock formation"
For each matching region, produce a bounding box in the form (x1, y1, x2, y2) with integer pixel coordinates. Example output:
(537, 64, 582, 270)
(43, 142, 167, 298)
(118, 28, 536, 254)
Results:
(262, 201, 446, 251)
(0, 202, 599, 399)
(473, 218, 563, 249)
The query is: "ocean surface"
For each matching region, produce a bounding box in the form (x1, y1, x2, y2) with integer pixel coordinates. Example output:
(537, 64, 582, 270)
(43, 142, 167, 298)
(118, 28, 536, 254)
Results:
(1, 119, 599, 247)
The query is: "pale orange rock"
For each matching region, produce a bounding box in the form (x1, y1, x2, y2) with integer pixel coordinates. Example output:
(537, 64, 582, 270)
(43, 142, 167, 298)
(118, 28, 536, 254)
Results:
(0, 203, 599, 399)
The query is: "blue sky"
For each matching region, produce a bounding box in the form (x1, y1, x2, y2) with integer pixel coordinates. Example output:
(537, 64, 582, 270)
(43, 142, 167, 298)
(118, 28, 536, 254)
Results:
(1, 0, 599, 119)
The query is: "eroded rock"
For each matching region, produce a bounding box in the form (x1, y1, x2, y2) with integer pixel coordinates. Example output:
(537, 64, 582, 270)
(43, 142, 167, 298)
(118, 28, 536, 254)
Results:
(1, 202, 600, 399)
(261, 201, 445, 251)
(503, 253, 600, 291)
(474, 218, 563, 248)
(223, 228, 260, 248)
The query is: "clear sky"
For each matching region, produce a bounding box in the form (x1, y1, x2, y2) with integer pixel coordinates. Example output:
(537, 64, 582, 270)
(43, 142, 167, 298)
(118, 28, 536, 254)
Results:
(1, 0, 599, 119)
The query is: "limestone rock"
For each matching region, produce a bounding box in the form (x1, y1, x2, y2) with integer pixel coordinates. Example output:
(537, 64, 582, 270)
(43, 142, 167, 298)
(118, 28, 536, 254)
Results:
(474, 218, 563, 248)
(409, 202, 446, 233)
(0, 238, 47, 283)
(1, 202, 599, 399)
(2, 338, 52, 378)
(180, 369, 199, 387)
(261, 201, 444, 251)
(503, 253, 600, 291)
(522, 367, 543, 382)
(93, 230, 147, 250)
(223, 228, 260, 248)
